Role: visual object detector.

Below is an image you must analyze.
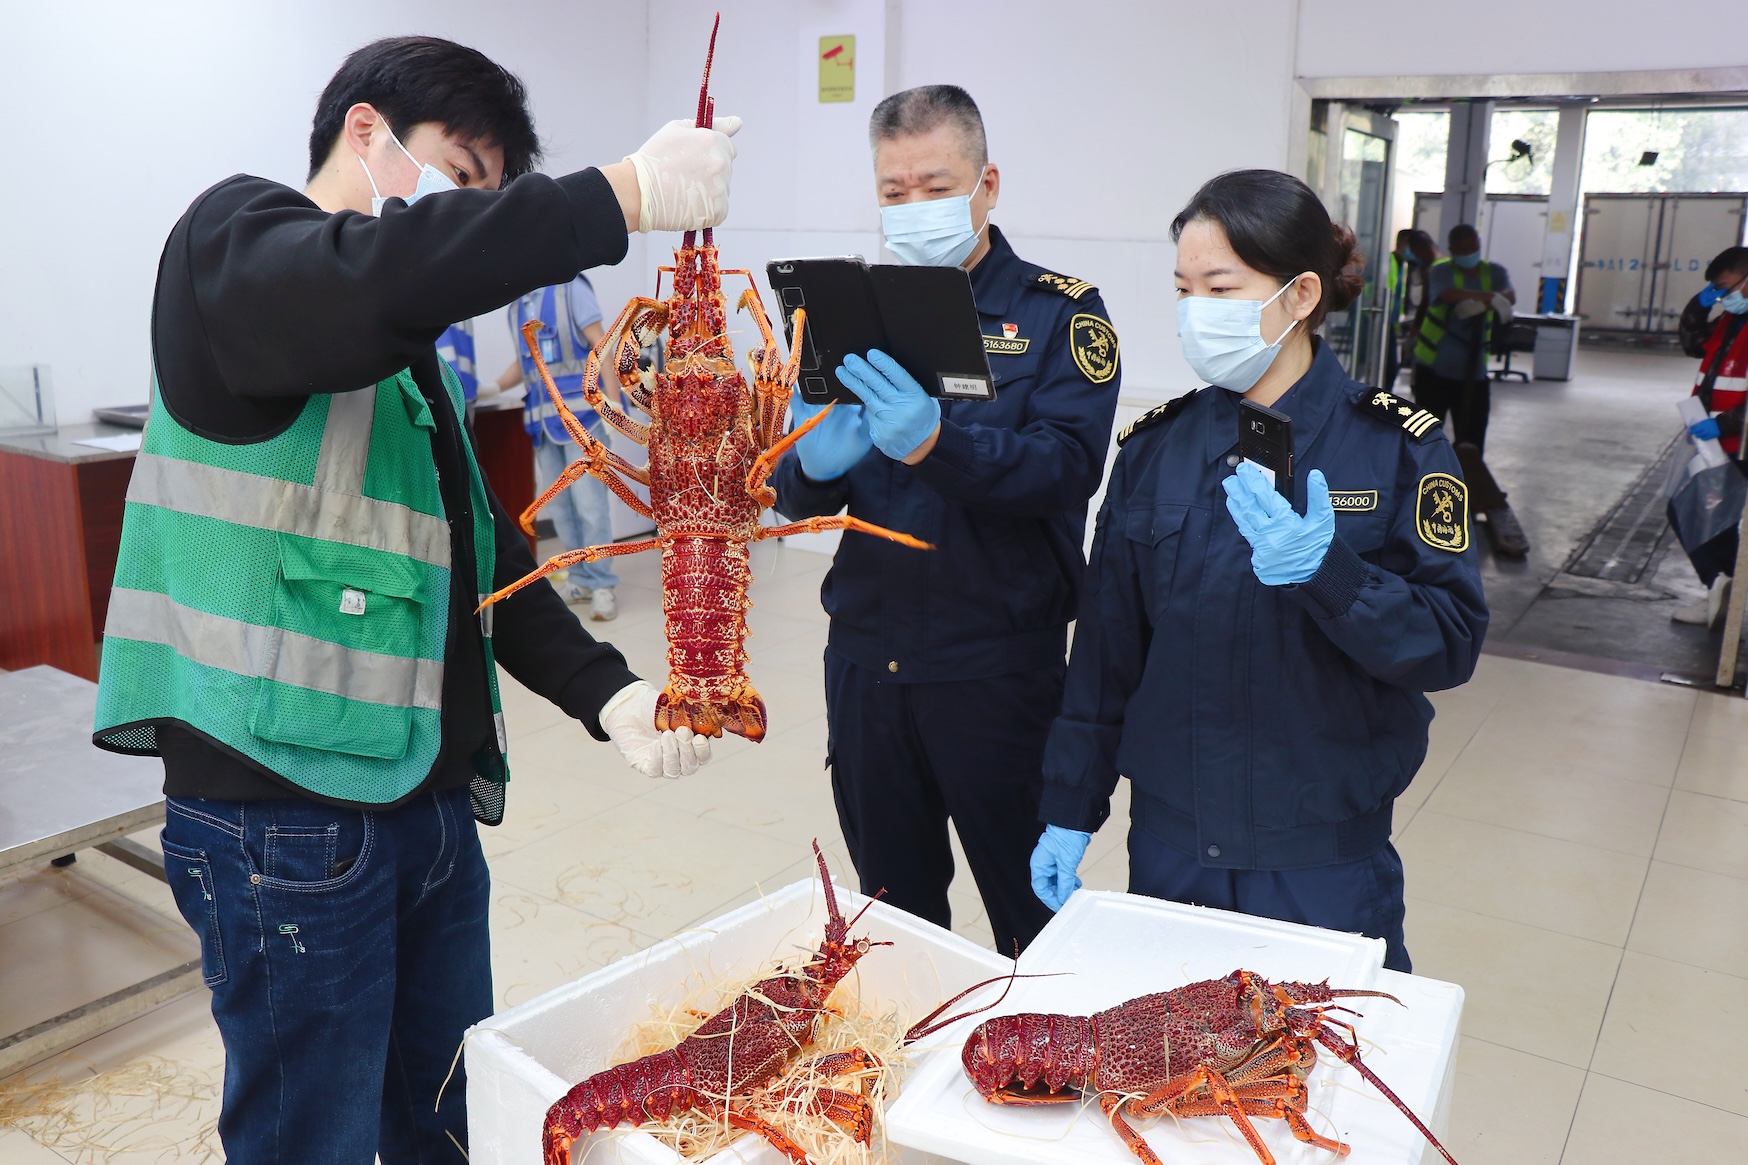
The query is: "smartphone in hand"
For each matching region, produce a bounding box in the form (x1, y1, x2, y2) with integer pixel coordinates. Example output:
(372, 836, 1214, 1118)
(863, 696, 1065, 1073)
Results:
(1237, 399, 1294, 506)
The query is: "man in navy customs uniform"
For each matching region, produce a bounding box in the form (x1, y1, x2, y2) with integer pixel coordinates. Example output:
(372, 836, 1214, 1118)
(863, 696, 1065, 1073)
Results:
(771, 85, 1121, 954)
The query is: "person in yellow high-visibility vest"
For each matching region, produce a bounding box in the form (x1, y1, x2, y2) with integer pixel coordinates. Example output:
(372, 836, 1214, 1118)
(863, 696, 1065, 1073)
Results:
(1411, 223, 1529, 558)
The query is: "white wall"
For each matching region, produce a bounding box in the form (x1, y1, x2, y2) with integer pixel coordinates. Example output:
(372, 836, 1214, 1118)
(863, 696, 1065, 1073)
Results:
(10, 0, 1748, 425)
(0, 0, 651, 425)
(1298, 0, 1748, 79)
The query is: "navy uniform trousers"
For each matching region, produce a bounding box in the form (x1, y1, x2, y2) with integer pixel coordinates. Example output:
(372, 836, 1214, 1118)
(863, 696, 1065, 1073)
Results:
(826, 650, 1059, 954)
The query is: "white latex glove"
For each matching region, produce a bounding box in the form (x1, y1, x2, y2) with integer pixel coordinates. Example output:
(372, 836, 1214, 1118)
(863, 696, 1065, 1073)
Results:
(1490, 292, 1514, 322)
(625, 117, 741, 234)
(599, 680, 712, 779)
(1451, 298, 1488, 319)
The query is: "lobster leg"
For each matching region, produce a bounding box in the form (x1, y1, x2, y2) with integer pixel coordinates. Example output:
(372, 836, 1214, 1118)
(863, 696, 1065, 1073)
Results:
(1132, 1065, 1276, 1165)
(580, 298, 664, 445)
(1097, 1092, 1165, 1165)
(758, 516, 933, 551)
(519, 444, 652, 538)
(723, 1108, 814, 1165)
(478, 538, 662, 610)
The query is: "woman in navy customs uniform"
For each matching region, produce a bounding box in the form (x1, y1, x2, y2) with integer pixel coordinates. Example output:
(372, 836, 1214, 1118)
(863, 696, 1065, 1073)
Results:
(1028, 170, 1488, 972)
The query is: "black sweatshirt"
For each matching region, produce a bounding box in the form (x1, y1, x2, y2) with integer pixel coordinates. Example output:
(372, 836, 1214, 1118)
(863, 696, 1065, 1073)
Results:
(149, 169, 640, 805)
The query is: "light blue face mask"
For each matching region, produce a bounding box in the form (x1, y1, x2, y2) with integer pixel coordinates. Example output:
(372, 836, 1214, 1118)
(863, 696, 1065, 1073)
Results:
(1724, 289, 1748, 316)
(1452, 251, 1482, 270)
(1176, 277, 1303, 392)
(359, 122, 459, 215)
(880, 168, 990, 267)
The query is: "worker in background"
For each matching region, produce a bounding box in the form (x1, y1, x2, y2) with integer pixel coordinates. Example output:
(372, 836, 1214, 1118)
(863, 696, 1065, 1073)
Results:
(1411, 223, 1529, 558)
(91, 36, 734, 1163)
(496, 272, 623, 618)
(438, 318, 479, 413)
(1670, 246, 1748, 626)
(1029, 170, 1488, 973)
(772, 85, 1121, 955)
(1383, 229, 1414, 389)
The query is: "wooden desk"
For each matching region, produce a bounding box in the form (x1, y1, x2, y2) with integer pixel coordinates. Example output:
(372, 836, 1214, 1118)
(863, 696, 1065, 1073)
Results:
(0, 424, 138, 681)
(0, 406, 536, 683)
(472, 396, 537, 554)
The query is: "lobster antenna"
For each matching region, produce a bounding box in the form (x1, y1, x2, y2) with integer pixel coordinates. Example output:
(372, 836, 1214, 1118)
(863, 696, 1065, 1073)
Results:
(689, 12, 720, 251)
(1314, 1027, 1461, 1165)
(903, 959, 1067, 1044)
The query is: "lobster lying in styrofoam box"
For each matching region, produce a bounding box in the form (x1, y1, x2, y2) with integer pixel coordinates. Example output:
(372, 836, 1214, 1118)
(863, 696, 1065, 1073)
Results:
(465, 858, 1009, 1165)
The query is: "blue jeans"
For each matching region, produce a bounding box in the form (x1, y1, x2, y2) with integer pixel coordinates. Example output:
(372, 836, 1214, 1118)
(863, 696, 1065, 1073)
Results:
(533, 423, 619, 590)
(161, 787, 492, 1164)
(1127, 825, 1412, 973)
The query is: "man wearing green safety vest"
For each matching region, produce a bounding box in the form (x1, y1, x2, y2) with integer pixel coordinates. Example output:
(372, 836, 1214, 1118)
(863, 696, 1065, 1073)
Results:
(90, 36, 738, 1163)
(1411, 222, 1530, 557)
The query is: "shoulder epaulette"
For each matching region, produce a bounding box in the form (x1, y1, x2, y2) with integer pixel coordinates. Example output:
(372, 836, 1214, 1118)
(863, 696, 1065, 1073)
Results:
(1358, 388, 1442, 441)
(1117, 394, 1193, 447)
(1033, 271, 1098, 301)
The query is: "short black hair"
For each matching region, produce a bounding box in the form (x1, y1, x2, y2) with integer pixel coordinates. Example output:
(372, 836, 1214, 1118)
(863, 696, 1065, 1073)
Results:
(868, 85, 988, 168)
(1706, 246, 1748, 281)
(1448, 223, 1481, 247)
(308, 36, 541, 185)
(1170, 169, 1363, 330)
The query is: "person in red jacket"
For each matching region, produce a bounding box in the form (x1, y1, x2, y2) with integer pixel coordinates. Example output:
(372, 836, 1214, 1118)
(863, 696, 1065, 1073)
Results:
(1672, 246, 1748, 627)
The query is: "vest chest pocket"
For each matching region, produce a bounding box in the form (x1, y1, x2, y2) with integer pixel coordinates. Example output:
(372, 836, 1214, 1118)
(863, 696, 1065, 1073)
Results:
(249, 537, 435, 760)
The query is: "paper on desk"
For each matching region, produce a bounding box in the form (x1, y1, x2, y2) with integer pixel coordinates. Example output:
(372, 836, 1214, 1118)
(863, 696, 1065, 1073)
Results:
(73, 433, 143, 452)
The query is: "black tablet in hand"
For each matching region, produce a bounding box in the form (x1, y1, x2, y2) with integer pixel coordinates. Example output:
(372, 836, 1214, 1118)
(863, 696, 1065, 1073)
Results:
(766, 257, 995, 404)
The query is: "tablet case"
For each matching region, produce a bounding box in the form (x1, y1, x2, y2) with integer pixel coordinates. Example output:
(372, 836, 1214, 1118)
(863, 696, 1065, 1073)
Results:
(765, 258, 994, 404)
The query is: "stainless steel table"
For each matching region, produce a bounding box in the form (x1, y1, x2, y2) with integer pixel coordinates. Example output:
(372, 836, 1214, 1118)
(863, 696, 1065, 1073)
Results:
(0, 665, 200, 1076)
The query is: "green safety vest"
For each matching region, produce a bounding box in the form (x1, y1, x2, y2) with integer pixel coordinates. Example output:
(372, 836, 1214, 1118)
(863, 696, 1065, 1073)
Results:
(93, 361, 508, 805)
(1413, 259, 1494, 367)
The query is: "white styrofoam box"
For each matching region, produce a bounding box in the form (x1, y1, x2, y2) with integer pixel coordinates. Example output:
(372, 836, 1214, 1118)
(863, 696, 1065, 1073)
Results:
(887, 891, 1463, 1165)
(467, 877, 1010, 1165)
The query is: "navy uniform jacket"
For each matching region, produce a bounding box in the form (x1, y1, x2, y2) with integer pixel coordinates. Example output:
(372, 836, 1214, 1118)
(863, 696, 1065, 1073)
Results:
(772, 226, 1121, 682)
(1040, 341, 1488, 868)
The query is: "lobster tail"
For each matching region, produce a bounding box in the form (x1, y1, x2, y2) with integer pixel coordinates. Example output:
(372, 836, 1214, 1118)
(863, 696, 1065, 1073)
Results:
(658, 536, 766, 741)
(962, 1013, 1099, 1100)
(542, 1048, 696, 1164)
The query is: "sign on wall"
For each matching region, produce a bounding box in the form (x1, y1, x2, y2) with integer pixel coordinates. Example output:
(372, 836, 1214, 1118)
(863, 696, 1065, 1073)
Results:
(818, 36, 854, 103)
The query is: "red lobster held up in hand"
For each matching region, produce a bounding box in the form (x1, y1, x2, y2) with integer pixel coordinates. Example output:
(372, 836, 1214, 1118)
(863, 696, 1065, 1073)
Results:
(539, 842, 890, 1165)
(961, 970, 1460, 1165)
(478, 15, 928, 742)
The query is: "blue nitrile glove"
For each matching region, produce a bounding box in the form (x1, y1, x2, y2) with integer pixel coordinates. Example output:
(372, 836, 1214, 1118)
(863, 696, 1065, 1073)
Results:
(1222, 463, 1337, 587)
(836, 350, 942, 461)
(1690, 416, 1723, 441)
(790, 389, 872, 481)
(1030, 825, 1092, 912)
(1699, 283, 1726, 309)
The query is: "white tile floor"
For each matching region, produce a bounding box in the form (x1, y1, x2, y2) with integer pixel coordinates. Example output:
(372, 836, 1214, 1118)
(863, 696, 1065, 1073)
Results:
(3, 541, 1747, 1162)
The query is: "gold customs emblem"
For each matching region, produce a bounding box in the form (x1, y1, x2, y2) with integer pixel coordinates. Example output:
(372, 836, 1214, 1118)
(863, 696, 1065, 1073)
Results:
(1070, 314, 1119, 384)
(1416, 472, 1469, 551)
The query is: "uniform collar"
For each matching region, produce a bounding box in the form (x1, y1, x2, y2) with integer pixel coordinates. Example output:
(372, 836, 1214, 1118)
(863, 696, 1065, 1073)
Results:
(967, 224, 1020, 316)
(1203, 339, 1349, 464)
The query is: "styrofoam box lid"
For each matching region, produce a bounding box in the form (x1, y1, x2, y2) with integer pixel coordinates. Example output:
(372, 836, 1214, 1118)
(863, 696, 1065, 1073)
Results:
(466, 877, 1011, 1165)
(887, 890, 1463, 1165)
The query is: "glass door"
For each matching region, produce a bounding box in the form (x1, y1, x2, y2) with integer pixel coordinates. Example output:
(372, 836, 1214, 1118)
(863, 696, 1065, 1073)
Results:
(1324, 110, 1397, 384)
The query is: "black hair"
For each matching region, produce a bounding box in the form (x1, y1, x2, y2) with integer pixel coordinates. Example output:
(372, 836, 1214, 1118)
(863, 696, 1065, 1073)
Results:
(868, 85, 988, 168)
(1169, 169, 1363, 329)
(1448, 223, 1481, 247)
(1706, 246, 1748, 281)
(307, 36, 541, 185)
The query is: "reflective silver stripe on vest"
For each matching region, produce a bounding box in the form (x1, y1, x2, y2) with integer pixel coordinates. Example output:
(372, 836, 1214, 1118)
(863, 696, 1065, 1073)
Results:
(314, 387, 376, 495)
(105, 588, 443, 710)
(128, 453, 451, 567)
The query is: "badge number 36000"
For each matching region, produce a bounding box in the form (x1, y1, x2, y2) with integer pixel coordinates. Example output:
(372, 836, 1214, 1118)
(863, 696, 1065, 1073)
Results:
(1416, 472, 1469, 552)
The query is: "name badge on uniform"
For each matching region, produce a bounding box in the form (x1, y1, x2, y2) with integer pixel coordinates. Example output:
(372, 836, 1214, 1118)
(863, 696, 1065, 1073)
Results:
(1328, 490, 1378, 512)
(339, 588, 368, 616)
(939, 373, 994, 400)
(1416, 473, 1469, 551)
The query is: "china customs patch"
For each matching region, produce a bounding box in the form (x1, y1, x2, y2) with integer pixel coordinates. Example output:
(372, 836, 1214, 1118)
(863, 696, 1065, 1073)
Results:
(1071, 314, 1119, 384)
(1416, 472, 1468, 551)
